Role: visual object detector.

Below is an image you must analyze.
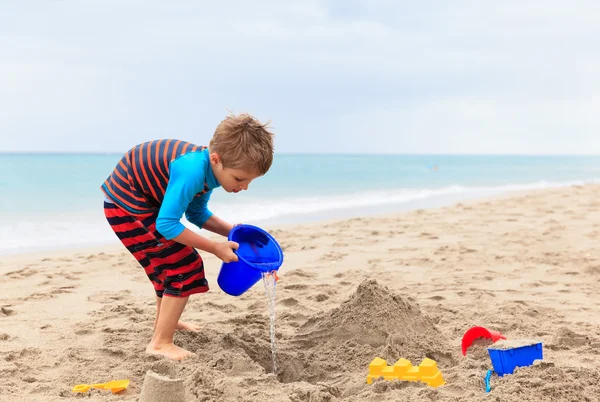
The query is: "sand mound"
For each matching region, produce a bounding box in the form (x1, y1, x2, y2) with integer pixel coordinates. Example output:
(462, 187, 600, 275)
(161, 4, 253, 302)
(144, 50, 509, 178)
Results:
(278, 279, 454, 383)
(491, 362, 600, 402)
(465, 338, 494, 360)
(549, 327, 590, 350)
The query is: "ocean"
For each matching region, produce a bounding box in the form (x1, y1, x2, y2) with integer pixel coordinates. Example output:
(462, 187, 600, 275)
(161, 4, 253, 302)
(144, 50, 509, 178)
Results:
(1, 153, 599, 255)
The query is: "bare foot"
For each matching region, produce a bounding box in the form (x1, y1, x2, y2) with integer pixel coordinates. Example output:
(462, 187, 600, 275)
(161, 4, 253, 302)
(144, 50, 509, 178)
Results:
(152, 320, 201, 332)
(145, 342, 196, 361)
(176, 321, 202, 331)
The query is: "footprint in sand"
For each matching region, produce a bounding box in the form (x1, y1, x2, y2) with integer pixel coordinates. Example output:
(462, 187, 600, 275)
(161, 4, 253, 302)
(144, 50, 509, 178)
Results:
(284, 284, 309, 291)
(285, 269, 317, 279)
(5, 347, 42, 362)
(102, 327, 128, 334)
(21, 376, 37, 383)
(1, 307, 15, 317)
(28, 285, 77, 301)
(300, 245, 317, 251)
(279, 311, 309, 327)
(390, 243, 414, 251)
(0, 333, 11, 341)
(247, 301, 266, 311)
(389, 230, 406, 235)
(85, 253, 111, 261)
(321, 252, 348, 262)
(311, 294, 329, 302)
(25, 292, 54, 301)
(57, 271, 80, 281)
(205, 302, 240, 313)
(6, 267, 39, 280)
(66, 347, 97, 363)
(88, 290, 130, 304)
(280, 298, 299, 307)
(586, 266, 600, 275)
(99, 347, 127, 358)
(54, 285, 77, 294)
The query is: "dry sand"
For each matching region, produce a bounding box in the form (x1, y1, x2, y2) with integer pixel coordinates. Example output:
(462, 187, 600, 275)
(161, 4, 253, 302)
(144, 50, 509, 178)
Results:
(488, 339, 543, 350)
(1, 185, 600, 401)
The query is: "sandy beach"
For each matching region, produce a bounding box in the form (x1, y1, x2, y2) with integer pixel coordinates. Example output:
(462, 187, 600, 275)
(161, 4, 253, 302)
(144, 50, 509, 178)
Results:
(1, 185, 599, 401)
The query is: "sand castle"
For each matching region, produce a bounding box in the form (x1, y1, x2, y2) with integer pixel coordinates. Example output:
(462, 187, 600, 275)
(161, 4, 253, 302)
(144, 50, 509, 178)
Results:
(139, 370, 186, 402)
(366, 356, 445, 387)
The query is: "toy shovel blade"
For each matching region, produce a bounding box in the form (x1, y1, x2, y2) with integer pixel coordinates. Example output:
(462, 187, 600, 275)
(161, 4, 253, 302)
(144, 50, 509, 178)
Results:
(103, 380, 130, 393)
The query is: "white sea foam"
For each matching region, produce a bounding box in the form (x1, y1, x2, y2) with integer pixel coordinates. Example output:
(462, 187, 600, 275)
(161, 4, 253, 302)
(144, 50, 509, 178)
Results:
(1, 178, 598, 255)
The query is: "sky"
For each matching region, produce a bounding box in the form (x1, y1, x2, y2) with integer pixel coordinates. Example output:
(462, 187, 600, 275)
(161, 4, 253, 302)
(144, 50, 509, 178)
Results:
(1, 1, 599, 154)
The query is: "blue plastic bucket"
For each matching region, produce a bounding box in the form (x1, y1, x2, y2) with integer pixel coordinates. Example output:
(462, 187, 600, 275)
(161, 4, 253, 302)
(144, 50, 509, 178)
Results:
(217, 224, 284, 296)
(487, 342, 543, 376)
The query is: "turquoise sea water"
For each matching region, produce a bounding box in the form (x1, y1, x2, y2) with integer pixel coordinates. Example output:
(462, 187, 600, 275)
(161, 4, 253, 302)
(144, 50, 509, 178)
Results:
(1, 153, 599, 254)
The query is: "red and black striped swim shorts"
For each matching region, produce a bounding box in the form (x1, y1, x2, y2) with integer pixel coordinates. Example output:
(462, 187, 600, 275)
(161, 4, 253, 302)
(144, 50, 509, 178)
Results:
(104, 201, 209, 298)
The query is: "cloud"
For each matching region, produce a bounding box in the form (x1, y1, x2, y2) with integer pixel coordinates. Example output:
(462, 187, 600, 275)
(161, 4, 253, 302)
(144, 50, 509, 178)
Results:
(0, 1, 598, 154)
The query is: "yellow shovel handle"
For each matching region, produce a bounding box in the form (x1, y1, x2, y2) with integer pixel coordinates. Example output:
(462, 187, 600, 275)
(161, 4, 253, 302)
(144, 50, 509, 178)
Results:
(72, 383, 107, 393)
(72, 384, 91, 393)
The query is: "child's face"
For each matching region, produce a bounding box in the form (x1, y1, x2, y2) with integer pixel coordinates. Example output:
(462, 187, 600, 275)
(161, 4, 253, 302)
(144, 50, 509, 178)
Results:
(219, 167, 260, 193)
(210, 153, 261, 193)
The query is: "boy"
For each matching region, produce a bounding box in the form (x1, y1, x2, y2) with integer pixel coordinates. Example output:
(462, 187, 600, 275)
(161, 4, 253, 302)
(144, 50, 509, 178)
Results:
(101, 113, 274, 361)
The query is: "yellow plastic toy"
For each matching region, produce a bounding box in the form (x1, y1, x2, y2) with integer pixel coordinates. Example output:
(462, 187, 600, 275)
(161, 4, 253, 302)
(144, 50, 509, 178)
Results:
(72, 379, 130, 394)
(366, 357, 445, 388)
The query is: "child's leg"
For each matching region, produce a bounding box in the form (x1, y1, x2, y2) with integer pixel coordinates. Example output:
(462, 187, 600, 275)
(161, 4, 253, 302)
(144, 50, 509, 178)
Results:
(154, 296, 201, 331)
(104, 202, 209, 360)
(146, 296, 196, 361)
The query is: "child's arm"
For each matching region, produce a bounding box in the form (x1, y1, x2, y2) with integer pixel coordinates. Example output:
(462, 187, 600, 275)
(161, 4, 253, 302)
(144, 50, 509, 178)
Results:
(201, 215, 234, 237)
(156, 153, 238, 262)
(171, 228, 238, 262)
(185, 191, 234, 237)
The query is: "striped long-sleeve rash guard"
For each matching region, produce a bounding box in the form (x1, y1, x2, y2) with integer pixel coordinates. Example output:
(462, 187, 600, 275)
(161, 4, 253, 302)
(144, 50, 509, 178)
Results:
(101, 140, 221, 239)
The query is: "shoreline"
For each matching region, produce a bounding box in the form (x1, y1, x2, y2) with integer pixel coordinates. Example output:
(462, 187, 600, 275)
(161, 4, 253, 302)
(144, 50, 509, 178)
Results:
(3, 176, 600, 257)
(3, 183, 593, 261)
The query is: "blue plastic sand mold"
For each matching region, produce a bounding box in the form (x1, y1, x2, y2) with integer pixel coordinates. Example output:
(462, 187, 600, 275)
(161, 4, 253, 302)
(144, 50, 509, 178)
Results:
(487, 342, 543, 376)
(217, 224, 284, 296)
(484, 370, 492, 393)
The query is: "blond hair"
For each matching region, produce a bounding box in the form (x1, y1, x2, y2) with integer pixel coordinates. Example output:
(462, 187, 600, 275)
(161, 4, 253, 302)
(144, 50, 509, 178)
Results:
(210, 113, 275, 175)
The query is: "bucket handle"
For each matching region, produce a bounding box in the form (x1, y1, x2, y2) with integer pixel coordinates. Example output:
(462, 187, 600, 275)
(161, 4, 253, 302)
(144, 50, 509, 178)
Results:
(232, 250, 282, 274)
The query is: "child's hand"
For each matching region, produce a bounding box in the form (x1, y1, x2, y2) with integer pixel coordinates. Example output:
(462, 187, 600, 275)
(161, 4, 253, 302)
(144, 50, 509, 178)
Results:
(233, 226, 270, 249)
(213, 241, 239, 263)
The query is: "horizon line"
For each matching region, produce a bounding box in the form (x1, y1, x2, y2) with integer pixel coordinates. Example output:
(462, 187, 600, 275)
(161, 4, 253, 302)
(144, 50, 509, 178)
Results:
(1, 151, 600, 157)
